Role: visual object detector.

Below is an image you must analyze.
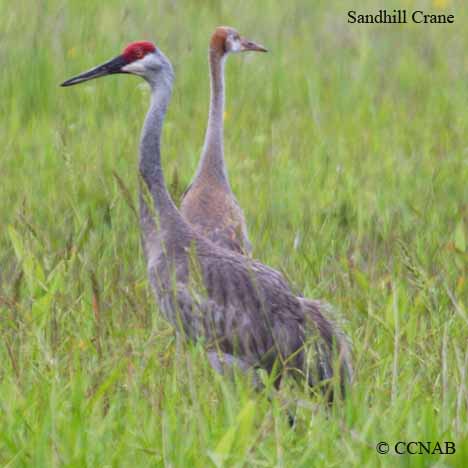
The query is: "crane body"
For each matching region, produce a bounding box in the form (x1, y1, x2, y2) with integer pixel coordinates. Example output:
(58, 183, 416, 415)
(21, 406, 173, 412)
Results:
(61, 38, 352, 397)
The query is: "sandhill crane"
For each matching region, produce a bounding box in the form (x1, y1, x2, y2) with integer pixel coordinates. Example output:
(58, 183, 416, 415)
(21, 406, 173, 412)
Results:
(61, 40, 352, 398)
(180, 26, 267, 255)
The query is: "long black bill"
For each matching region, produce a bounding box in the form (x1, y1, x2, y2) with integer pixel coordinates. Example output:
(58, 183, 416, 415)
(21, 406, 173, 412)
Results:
(61, 55, 128, 87)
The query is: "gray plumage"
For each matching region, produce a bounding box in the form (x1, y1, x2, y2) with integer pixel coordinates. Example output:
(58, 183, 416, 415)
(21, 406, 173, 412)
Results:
(61, 41, 353, 398)
(137, 49, 352, 396)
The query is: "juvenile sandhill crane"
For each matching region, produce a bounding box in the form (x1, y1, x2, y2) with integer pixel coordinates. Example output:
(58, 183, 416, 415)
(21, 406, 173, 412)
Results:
(180, 26, 267, 255)
(61, 40, 352, 397)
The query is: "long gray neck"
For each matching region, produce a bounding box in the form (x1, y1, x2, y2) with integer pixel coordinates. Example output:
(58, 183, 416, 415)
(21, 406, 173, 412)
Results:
(139, 74, 183, 231)
(194, 50, 229, 186)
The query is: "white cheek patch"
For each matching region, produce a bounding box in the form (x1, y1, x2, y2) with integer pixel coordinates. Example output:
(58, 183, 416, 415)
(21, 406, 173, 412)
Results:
(122, 60, 146, 74)
(231, 39, 242, 52)
(122, 54, 155, 74)
(226, 37, 242, 53)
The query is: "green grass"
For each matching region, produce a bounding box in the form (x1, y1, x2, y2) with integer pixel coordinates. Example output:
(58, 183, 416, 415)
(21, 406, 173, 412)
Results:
(1, 0, 467, 466)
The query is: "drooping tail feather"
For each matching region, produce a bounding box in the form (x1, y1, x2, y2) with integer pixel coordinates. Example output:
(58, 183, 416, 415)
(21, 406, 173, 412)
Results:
(299, 298, 353, 399)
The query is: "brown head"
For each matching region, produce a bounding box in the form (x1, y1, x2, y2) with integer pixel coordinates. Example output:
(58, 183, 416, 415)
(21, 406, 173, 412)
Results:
(210, 26, 267, 56)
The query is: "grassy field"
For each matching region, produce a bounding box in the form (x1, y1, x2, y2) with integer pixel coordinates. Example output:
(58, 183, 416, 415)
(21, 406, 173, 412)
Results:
(1, 0, 467, 466)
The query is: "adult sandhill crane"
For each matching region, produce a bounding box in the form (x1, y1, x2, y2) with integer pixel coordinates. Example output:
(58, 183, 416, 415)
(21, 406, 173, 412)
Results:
(61, 40, 352, 397)
(180, 26, 267, 255)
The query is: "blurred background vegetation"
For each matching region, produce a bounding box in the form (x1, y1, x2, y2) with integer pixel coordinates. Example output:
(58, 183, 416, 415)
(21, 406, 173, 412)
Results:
(0, 0, 467, 466)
